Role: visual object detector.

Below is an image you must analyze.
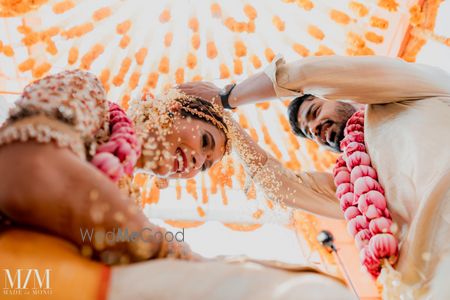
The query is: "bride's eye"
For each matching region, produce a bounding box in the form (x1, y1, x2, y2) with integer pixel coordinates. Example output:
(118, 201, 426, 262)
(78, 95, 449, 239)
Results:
(202, 133, 209, 148)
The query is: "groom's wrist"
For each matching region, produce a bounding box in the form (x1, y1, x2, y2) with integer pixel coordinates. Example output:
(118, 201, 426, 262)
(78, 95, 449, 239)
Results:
(219, 83, 237, 109)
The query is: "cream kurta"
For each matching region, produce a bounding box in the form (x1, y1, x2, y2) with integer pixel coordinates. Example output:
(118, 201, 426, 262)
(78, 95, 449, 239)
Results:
(109, 259, 352, 300)
(257, 55, 450, 298)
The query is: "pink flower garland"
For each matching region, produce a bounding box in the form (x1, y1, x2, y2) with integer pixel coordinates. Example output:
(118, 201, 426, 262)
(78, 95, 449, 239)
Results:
(91, 102, 141, 182)
(333, 110, 398, 278)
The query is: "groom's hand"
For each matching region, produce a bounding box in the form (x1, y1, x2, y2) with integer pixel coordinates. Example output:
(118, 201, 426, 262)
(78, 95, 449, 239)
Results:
(177, 82, 222, 107)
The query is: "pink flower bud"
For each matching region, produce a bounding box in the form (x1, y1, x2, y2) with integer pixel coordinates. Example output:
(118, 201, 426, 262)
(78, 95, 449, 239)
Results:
(97, 140, 120, 153)
(355, 229, 371, 249)
(340, 192, 355, 211)
(347, 151, 371, 169)
(369, 234, 398, 260)
(357, 193, 370, 213)
(364, 190, 386, 210)
(344, 142, 366, 158)
(369, 217, 393, 235)
(333, 166, 349, 177)
(354, 176, 383, 199)
(336, 183, 353, 199)
(111, 133, 139, 148)
(347, 115, 364, 127)
(112, 124, 135, 134)
(347, 215, 369, 236)
(344, 206, 361, 220)
(334, 156, 347, 169)
(350, 165, 377, 183)
(116, 141, 133, 162)
(112, 121, 133, 132)
(365, 204, 382, 219)
(334, 170, 350, 186)
(344, 124, 364, 135)
(360, 247, 381, 276)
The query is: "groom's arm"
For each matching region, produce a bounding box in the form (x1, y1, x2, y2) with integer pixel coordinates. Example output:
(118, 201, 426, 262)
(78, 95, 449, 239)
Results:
(180, 55, 450, 107)
(231, 55, 450, 106)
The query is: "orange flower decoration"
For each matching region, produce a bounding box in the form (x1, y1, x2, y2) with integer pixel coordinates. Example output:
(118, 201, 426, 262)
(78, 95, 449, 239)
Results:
(365, 32, 384, 44)
(207, 41, 218, 59)
(264, 48, 275, 62)
(272, 16, 285, 31)
(188, 17, 199, 32)
(186, 52, 197, 69)
(220, 63, 230, 79)
(164, 32, 173, 47)
(129, 71, 141, 90)
(158, 56, 170, 74)
(297, 0, 314, 11)
(18, 58, 35, 72)
(119, 35, 131, 49)
(32, 62, 51, 78)
(191, 33, 200, 49)
(175, 68, 184, 84)
(293, 43, 309, 57)
(315, 45, 335, 56)
(234, 58, 243, 75)
(234, 40, 247, 57)
(370, 16, 389, 30)
(52, 0, 74, 15)
(116, 20, 131, 35)
(159, 9, 171, 23)
(349, 1, 368, 17)
(250, 54, 262, 68)
(135, 48, 148, 66)
(330, 9, 351, 25)
(92, 6, 111, 22)
(146, 72, 159, 89)
(377, 0, 399, 12)
(1, 0, 48, 17)
(210, 2, 221, 18)
(243, 4, 257, 20)
(308, 25, 325, 40)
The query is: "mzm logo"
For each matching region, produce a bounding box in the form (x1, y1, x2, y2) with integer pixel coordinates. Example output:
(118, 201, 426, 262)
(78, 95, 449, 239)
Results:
(2, 268, 53, 296)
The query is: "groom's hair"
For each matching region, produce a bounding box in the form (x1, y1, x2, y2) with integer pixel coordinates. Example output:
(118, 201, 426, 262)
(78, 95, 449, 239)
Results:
(287, 94, 314, 138)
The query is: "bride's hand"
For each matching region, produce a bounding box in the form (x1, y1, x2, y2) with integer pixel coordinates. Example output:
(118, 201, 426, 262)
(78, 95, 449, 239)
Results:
(177, 82, 222, 107)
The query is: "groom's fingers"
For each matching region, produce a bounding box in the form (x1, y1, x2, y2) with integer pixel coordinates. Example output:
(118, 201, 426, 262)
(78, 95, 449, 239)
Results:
(176, 83, 190, 91)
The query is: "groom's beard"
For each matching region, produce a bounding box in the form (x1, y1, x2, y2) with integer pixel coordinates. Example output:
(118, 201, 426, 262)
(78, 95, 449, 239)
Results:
(331, 103, 357, 152)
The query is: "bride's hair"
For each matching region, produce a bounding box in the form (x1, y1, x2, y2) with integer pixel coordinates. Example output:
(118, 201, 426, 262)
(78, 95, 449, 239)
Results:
(129, 89, 231, 154)
(173, 96, 228, 137)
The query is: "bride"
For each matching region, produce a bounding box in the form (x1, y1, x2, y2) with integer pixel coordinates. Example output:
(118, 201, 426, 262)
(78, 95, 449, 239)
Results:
(0, 69, 353, 299)
(0, 69, 231, 261)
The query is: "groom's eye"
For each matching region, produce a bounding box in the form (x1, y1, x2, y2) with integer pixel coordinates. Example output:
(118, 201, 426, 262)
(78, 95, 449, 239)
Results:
(313, 105, 320, 118)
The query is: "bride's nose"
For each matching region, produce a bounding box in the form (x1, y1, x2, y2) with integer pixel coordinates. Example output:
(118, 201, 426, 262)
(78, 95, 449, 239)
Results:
(191, 151, 206, 171)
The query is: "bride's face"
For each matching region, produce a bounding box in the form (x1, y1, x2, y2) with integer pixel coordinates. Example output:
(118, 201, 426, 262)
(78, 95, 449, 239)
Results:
(145, 114, 227, 179)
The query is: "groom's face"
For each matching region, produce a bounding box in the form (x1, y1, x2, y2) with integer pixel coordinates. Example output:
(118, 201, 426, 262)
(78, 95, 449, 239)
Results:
(296, 97, 356, 152)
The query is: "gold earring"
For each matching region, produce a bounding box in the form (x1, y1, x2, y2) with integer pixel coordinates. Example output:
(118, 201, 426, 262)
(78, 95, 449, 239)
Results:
(155, 177, 169, 189)
(161, 112, 174, 129)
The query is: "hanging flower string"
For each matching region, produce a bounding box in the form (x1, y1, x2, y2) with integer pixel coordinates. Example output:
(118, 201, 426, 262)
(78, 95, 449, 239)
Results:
(91, 102, 141, 182)
(333, 109, 398, 278)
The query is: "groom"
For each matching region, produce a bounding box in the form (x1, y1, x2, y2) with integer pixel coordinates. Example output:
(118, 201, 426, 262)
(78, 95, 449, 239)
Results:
(179, 55, 450, 298)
